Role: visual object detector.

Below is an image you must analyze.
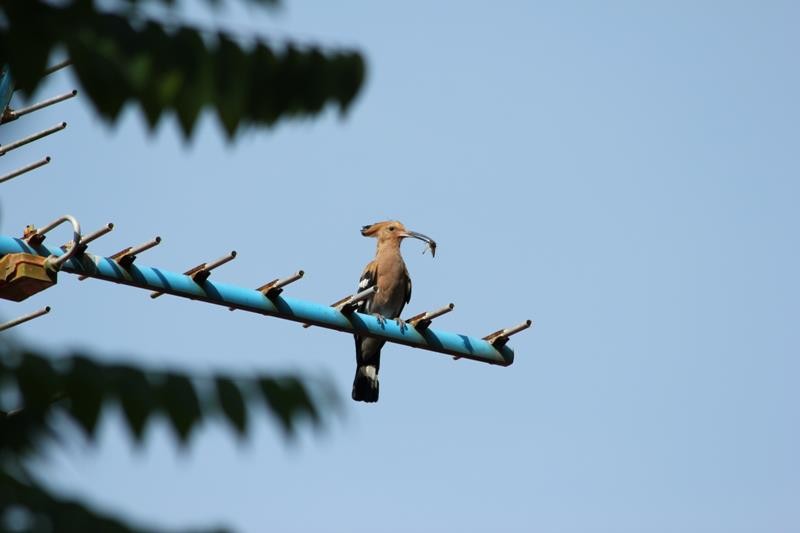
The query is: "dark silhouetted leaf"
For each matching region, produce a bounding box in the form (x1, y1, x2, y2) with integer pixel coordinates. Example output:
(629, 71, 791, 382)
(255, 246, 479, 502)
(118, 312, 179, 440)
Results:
(214, 33, 251, 138)
(257, 376, 320, 436)
(215, 377, 247, 435)
(157, 373, 202, 444)
(172, 28, 213, 138)
(109, 365, 155, 442)
(14, 352, 58, 413)
(63, 357, 104, 437)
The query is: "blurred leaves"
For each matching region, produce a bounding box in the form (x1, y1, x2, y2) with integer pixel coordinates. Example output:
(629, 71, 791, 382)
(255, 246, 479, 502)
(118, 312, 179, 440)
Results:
(0, 0, 366, 139)
(0, 471, 230, 533)
(216, 377, 246, 435)
(0, 0, 353, 530)
(258, 376, 321, 435)
(0, 348, 335, 532)
(0, 349, 335, 456)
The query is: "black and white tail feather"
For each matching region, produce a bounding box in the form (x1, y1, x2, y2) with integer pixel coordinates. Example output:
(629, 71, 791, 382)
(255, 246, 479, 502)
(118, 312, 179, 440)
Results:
(352, 268, 382, 402)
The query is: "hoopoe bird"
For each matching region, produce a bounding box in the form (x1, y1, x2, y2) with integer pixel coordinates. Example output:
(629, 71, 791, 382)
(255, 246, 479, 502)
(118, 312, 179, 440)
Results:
(352, 220, 436, 403)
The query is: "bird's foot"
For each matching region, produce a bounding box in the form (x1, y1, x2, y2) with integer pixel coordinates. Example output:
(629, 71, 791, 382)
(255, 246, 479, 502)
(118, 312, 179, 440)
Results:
(394, 317, 408, 331)
(372, 313, 387, 327)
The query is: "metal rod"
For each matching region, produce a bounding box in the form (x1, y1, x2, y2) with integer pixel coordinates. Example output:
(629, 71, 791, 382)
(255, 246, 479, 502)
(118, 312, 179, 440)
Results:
(0, 123, 67, 156)
(69, 223, 114, 257)
(1, 90, 78, 123)
(0, 157, 51, 184)
(123, 236, 162, 260)
(232, 270, 305, 310)
(79, 223, 114, 248)
(259, 270, 304, 295)
(0, 235, 520, 366)
(406, 303, 455, 330)
(32, 215, 80, 240)
(42, 59, 73, 77)
(302, 286, 378, 328)
(152, 251, 236, 299)
(198, 251, 237, 275)
(0, 306, 51, 332)
(338, 286, 377, 311)
(483, 320, 533, 345)
(80, 235, 160, 280)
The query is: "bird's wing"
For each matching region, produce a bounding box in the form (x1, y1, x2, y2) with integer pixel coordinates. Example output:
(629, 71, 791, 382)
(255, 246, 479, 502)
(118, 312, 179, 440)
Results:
(403, 264, 412, 304)
(356, 260, 378, 314)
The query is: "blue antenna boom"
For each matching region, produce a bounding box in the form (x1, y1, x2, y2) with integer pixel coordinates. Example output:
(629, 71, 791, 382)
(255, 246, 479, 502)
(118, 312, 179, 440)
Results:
(0, 234, 527, 365)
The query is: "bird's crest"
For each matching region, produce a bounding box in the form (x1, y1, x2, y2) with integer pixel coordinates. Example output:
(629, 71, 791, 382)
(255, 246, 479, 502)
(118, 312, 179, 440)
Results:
(361, 221, 400, 237)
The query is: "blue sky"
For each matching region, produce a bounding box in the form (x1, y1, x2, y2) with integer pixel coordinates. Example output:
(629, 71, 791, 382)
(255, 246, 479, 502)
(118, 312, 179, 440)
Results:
(2, 1, 799, 532)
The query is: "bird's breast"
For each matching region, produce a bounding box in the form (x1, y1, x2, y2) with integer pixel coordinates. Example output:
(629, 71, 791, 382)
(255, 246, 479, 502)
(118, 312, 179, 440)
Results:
(370, 258, 407, 318)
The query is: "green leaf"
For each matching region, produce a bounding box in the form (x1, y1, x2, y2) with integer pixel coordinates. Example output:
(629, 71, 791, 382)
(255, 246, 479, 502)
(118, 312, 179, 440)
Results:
(257, 376, 320, 436)
(156, 373, 202, 444)
(172, 28, 213, 138)
(15, 352, 58, 413)
(248, 43, 279, 125)
(215, 377, 247, 436)
(63, 357, 105, 437)
(110, 365, 155, 442)
(214, 33, 251, 138)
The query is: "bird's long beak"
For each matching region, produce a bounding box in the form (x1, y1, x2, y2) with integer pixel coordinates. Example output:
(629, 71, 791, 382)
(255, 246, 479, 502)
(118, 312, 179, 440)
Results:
(400, 230, 437, 257)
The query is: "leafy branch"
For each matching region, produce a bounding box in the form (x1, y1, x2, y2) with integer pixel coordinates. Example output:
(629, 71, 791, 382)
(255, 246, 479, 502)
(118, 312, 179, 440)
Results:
(0, 349, 335, 455)
(0, 0, 366, 138)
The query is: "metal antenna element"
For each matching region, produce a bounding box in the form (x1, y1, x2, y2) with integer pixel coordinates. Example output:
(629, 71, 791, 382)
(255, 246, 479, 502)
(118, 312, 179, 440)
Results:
(79, 236, 160, 280)
(483, 320, 533, 347)
(230, 270, 304, 310)
(75, 223, 114, 251)
(0, 122, 67, 156)
(0, 306, 51, 332)
(302, 286, 378, 328)
(259, 270, 304, 298)
(405, 303, 455, 331)
(111, 236, 162, 268)
(65, 222, 114, 258)
(0, 157, 51, 184)
(337, 286, 378, 313)
(1, 90, 77, 124)
(151, 251, 236, 299)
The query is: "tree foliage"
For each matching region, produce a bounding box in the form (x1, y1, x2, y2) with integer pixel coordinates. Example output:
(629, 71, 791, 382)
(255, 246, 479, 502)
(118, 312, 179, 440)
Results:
(0, 0, 365, 530)
(0, 346, 337, 532)
(0, 349, 329, 452)
(0, 0, 366, 138)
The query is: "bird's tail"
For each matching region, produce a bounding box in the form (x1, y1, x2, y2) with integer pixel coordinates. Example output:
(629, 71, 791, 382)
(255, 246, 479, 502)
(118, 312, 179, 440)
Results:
(352, 364, 379, 403)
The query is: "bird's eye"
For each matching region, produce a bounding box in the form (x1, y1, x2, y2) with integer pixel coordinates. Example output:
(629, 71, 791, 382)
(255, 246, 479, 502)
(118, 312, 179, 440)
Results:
(389, 226, 396, 231)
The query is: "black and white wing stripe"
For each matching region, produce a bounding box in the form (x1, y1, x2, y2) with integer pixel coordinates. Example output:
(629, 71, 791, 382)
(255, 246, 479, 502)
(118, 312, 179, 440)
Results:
(355, 261, 377, 314)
